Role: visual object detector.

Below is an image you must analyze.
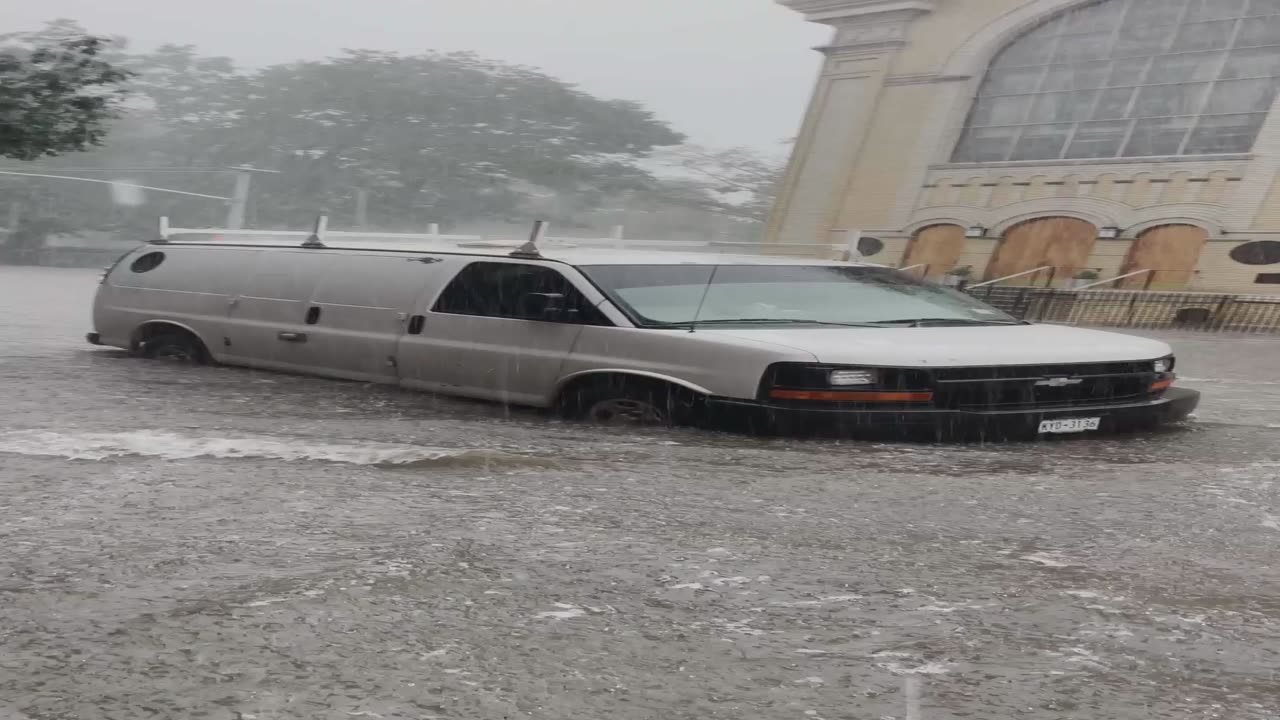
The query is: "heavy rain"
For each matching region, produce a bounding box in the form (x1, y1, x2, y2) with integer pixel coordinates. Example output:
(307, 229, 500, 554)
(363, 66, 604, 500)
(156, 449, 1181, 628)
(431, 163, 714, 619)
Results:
(2, 1, 1280, 719)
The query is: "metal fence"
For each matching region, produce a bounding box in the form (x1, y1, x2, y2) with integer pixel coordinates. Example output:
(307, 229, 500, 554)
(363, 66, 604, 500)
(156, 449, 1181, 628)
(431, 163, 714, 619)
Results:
(968, 285, 1280, 334)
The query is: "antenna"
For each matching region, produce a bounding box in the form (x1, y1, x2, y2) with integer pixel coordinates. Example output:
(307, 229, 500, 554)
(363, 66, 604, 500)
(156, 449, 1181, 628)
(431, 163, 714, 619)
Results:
(511, 220, 547, 258)
(687, 264, 721, 333)
(302, 214, 328, 247)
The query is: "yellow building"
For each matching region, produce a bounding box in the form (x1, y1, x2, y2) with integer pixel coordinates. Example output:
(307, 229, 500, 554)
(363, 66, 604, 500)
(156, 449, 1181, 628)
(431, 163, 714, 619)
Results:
(770, 0, 1280, 293)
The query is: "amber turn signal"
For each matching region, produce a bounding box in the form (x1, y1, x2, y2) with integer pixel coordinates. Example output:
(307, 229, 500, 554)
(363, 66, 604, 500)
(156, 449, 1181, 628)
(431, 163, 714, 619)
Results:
(1150, 377, 1176, 393)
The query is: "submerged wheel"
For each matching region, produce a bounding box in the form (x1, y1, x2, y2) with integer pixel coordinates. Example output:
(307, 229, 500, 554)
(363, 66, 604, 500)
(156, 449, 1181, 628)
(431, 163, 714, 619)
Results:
(139, 332, 207, 364)
(564, 377, 702, 428)
(588, 396, 668, 426)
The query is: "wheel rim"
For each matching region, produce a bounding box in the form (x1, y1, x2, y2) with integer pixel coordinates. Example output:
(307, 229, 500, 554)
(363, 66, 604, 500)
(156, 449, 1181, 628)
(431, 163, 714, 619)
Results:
(151, 345, 195, 362)
(587, 398, 666, 426)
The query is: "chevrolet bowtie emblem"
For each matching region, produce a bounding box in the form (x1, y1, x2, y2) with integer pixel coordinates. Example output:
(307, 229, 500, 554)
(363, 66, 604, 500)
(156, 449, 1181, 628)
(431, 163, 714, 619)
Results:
(1036, 377, 1084, 387)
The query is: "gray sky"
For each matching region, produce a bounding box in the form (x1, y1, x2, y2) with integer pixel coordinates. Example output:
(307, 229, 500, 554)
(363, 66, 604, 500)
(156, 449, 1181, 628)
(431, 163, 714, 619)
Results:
(10, 0, 830, 152)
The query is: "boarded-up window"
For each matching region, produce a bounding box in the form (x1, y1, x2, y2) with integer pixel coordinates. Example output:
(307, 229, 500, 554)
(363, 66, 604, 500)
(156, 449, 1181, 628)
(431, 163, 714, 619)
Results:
(903, 225, 966, 279)
(1121, 225, 1209, 289)
(986, 217, 1097, 284)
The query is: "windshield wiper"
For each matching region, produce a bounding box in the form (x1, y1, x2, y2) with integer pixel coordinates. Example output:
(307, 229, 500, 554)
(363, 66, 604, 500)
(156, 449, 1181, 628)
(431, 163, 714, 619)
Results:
(867, 317, 1025, 328)
(650, 318, 885, 329)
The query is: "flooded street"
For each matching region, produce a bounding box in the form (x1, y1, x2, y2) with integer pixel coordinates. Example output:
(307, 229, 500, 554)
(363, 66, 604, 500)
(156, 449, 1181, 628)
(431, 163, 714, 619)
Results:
(2, 266, 1278, 720)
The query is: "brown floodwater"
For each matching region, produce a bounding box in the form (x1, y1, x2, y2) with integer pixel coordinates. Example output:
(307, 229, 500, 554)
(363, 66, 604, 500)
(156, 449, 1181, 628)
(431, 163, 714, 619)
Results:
(1, 266, 1278, 720)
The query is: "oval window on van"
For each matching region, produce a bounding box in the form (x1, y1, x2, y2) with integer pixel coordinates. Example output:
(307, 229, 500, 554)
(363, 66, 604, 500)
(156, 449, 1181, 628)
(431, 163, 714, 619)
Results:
(130, 251, 166, 273)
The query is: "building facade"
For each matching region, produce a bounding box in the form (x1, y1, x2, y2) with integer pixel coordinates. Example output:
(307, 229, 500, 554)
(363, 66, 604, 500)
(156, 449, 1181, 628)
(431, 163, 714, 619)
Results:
(770, 0, 1280, 293)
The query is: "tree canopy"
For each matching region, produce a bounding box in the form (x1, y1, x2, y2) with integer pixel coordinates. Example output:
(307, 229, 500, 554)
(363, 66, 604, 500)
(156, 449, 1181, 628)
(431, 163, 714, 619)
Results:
(3, 22, 783, 250)
(0, 22, 132, 161)
(119, 47, 685, 227)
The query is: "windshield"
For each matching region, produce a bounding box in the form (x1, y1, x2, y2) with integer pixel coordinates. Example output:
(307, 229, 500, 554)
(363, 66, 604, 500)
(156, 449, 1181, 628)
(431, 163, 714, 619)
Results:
(580, 264, 1017, 326)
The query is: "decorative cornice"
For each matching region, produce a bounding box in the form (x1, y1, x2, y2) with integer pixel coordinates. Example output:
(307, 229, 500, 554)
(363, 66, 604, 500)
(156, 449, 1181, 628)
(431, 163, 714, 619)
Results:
(829, 16, 911, 47)
(932, 154, 1254, 171)
(779, 0, 938, 24)
(884, 72, 972, 86)
(782, 1, 936, 53)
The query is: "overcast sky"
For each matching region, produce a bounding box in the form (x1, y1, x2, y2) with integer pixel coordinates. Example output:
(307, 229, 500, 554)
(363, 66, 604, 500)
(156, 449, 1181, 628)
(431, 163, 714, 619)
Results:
(9, 0, 830, 152)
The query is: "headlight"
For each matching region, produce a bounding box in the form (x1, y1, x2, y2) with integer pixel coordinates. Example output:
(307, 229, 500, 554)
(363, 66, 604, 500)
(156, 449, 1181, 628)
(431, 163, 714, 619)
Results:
(1154, 357, 1174, 374)
(829, 368, 881, 386)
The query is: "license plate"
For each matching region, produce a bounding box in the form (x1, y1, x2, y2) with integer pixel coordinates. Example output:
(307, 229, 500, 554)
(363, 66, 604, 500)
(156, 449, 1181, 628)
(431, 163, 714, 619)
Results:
(1038, 417, 1101, 435)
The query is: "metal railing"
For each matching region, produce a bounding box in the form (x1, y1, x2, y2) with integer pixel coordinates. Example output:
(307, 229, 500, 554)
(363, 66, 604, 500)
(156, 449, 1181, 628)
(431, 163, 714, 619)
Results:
(1076, 268, 1154, 290)
(967, 265, 1055, 290)
(969, 286, 1280, 334)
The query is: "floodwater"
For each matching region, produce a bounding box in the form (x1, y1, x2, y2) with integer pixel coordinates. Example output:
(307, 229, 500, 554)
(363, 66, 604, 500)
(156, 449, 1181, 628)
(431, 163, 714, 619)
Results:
(1, 266, 1278, 720)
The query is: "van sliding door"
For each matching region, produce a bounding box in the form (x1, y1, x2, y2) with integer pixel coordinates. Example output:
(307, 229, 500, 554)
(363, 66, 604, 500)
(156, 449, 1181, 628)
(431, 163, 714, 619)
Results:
(222, 251, 337, 373)
(303, 254, 450, 382)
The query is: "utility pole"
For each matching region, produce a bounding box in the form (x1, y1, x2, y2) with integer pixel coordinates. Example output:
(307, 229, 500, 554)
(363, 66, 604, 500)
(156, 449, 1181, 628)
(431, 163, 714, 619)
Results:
(226, 169, 253, 230)
(5, 201, 19, 238)
(355, 189, 369, 229)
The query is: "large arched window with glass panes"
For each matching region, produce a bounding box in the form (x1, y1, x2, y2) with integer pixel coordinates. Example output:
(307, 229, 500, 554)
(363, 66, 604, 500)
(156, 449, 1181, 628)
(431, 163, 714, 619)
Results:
(953, 0, 1280, 162)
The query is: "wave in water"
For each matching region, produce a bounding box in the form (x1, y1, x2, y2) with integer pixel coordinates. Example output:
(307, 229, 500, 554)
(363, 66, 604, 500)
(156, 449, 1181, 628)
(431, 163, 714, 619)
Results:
(0, 429, 551, 468)
(1180, 377, 1280, 386)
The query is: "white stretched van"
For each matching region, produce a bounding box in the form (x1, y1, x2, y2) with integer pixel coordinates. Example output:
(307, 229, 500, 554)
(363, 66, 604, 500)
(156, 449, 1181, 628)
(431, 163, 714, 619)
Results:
(87, 231, 1199, 438)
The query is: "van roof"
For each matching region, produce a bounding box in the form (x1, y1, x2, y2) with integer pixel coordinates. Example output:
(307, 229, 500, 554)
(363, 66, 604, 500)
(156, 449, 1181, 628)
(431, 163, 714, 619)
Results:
(163, 235, 874, 268)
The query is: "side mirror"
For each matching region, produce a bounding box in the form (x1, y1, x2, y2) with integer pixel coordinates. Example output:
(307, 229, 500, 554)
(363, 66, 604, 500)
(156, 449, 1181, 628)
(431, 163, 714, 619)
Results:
(517, 292, 567, 321)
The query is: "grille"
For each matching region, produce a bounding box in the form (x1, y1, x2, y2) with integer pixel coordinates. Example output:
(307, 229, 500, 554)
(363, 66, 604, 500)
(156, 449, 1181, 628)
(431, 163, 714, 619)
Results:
(930, 361, 1152, 382)
(931, 363, 1156, 411)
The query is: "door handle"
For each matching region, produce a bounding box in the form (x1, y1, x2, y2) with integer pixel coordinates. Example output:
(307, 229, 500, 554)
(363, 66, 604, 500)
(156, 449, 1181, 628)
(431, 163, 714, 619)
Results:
(278, 331, 307, 343)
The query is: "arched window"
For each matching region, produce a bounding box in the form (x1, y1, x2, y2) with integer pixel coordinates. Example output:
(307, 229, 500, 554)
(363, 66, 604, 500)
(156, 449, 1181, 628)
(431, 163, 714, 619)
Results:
(953, 0, 1280, 163)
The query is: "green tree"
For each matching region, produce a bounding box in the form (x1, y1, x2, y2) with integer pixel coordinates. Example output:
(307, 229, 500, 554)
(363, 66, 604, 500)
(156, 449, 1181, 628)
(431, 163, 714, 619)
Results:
(0, 21, 132, 161)
(165, 50, 684, 227)
(648, 144, 786, 223)
(120, 44, 248, 167)
(5, 38, 693, 240)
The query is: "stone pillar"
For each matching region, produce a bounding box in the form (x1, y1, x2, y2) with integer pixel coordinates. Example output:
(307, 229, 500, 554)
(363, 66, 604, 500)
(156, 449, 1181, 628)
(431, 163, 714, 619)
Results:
(766, 0, 937, 246)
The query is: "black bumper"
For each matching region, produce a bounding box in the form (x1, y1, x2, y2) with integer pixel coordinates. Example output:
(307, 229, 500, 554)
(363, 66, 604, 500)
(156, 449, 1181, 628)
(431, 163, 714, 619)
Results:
(706, 387, 1201, 440)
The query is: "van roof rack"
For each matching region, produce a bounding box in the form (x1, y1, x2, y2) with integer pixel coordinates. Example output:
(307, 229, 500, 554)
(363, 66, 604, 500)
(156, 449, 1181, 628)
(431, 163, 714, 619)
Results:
(510, 220, 547, 259)
(154, 215, 869, 261)
(302, 215, 328, 248)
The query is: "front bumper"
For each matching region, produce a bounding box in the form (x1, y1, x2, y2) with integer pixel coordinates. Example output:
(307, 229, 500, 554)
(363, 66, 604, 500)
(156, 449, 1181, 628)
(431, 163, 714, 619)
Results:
(706, 387, 1201, 440)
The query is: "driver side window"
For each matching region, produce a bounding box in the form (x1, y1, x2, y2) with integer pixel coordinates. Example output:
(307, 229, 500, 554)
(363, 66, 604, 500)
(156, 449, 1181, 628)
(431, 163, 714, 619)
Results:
(432, 261, 610, 325)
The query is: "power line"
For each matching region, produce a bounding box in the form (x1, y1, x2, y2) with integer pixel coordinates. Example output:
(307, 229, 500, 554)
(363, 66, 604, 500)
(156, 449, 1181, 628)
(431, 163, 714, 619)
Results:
(0, 166, 280, 174)
(0, 167, 229, 173)
(0, 170, 232, 201)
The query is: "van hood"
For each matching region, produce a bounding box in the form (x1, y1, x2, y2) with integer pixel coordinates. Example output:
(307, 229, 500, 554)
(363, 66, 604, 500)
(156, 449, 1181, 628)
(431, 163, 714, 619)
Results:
(700, 324, 1172, 368)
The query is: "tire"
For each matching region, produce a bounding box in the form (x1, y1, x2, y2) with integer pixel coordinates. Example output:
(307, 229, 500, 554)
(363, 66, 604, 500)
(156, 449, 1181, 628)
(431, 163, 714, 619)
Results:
(565, 377, 702, 428)
(139, 332, 206, 364)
